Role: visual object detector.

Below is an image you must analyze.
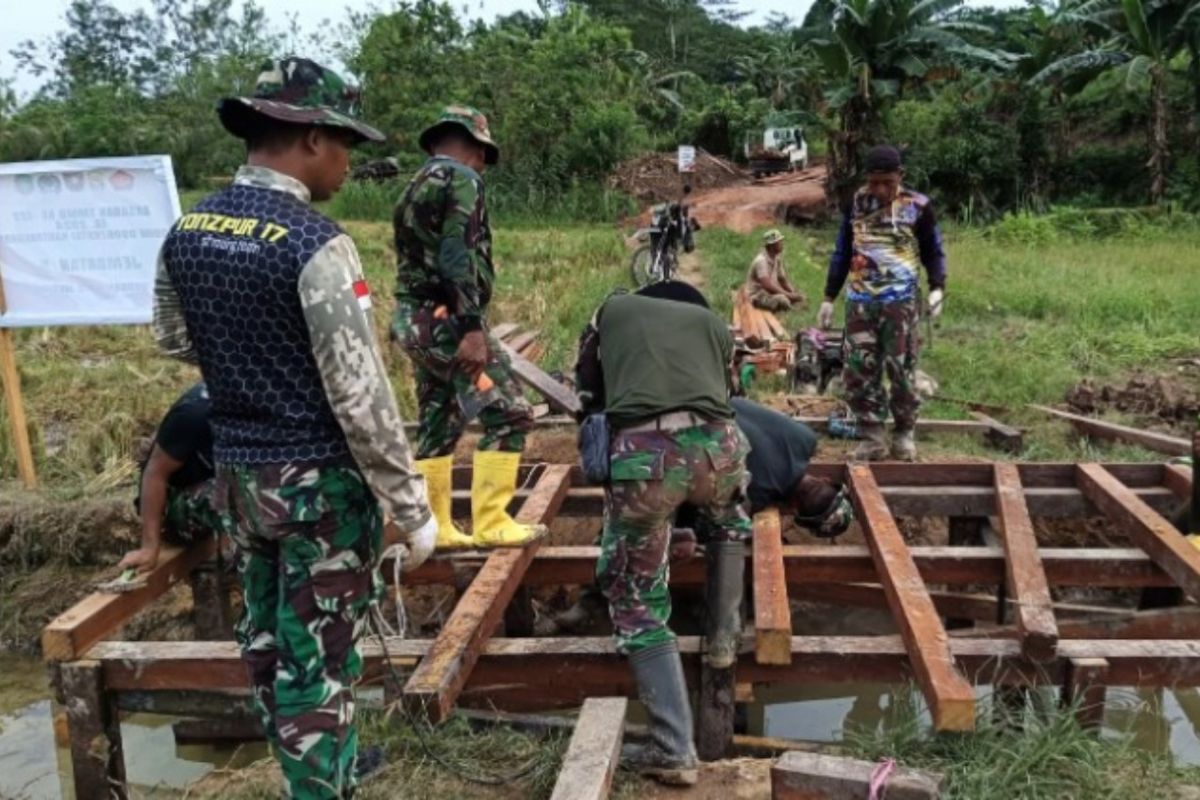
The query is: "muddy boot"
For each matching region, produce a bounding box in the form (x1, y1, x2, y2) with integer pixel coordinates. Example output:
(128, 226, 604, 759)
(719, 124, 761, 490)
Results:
(891, 427, 916, 462)
(852, 422, 888, 461)
(704, 540, 745, 669)
(622, 641, 699, 786)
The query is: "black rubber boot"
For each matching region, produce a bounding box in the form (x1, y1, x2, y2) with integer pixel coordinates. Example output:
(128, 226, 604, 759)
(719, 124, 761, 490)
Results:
(623, 641, 699, 786)
(704, 540, 746, 669)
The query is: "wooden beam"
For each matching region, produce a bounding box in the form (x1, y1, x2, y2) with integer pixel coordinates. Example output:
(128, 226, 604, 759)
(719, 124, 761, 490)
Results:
(1032, 405, 1190, 456)
(61, 660, 125, 800)
(549, 697, 627, 800)
(1077, 464, 1200, 602)
(42, 539, 217, 661)
(994, 464, 1058, 661)
(402, 465, 571, 723)
(490, 322, 520, 341)
(404, 545, 1175, 590)
(771, 751, 943, 800)
(1164, 463, 1193, 502)
(1061, 657, 1109, 731)
(973, 411, 1024, 454)
(956, 606, 1200, 642)
(753, 509, 792, 665)
(847, 465, 976, 731)
(506, 331, 538, 355)
(497, 339, 581, 415)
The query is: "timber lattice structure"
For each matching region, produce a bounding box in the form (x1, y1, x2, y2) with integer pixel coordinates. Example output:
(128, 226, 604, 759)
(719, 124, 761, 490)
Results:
(42, 460, 1200, 799)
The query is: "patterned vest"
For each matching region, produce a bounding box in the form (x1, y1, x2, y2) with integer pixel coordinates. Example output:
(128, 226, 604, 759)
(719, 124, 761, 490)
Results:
(847, 188, 930, 304)
(161, 183, 349, 465)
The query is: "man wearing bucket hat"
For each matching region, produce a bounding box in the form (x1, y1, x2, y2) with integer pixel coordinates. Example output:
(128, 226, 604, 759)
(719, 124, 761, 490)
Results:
(818, 144, 947, 462)
(745, 228, 804, 312)
(153, 57, 435, 799)
(392, 105, 545, 550)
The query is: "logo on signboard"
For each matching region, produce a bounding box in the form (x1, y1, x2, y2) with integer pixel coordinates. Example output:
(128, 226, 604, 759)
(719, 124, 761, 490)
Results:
(37, 174, 62, 193)
(88, 171, 107, 189)
(109, 170, 135, 191)
(15, 175, 34, 195)
(63, 173, 85, 192)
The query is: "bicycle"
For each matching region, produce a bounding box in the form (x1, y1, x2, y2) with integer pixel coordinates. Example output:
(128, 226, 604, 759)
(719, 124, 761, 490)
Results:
(629, 201, 698, 287)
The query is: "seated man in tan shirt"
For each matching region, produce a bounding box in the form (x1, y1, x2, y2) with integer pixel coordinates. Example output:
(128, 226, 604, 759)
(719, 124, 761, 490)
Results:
(745, 228, 804, 311)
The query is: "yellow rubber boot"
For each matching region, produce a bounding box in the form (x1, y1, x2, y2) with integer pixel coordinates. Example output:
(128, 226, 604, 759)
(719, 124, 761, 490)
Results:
(471, 450, 548, 548)
(1188, 534, 1200, 552)
(415, 456, 475, 550)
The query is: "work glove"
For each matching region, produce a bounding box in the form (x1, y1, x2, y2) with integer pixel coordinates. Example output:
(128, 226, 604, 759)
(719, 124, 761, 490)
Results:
(928, 289, 945, 319)
(386, 514, 438, 572)
(817, 300, 835, 330)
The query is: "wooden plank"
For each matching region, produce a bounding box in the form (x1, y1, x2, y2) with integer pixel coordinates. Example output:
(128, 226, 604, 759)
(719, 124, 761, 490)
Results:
(753, 509, 792, 665)
(973, 411, 1024, 454)
(61, 660, 125, 800)
(497, 339, 581, 415)
(771, 751, 943, 800)
(1164, 463, 1193, 502)
(847, 465, 976, 731)
(0, 328, 37, 488)
(402, 465, 571, 722)
(1032, 404, 1190, 456)
(955, 606, 1200, 642)
(91, 637, 1200, 697)
(405, 545, 1175, 590)
(994, 464, 1058, 661)
(1061, 657, 1108, 731)
(42, 539, 217, 661)
(549, 697, 627, 800)
(490, 322, 520, 341)
(1077, 463, 1200, 602)
(506, 331, 538, 354)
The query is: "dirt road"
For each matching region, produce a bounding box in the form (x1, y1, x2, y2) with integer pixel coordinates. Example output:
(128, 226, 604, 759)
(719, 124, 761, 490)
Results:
(688, 165, 827, 233)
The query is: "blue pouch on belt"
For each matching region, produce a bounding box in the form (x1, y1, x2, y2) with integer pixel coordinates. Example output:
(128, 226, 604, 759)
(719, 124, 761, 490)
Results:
(578, 413, 611, 485)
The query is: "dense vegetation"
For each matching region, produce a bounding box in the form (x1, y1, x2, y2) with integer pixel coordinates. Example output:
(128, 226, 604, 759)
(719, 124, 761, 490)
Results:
(3, 0, 1200, 217)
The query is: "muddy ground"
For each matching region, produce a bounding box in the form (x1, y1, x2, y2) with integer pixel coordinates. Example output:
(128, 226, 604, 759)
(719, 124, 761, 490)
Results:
(1066, 364, 1200, 435)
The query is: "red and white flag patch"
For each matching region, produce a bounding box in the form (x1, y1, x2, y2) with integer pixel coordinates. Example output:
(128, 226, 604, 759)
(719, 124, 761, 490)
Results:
(352, 279, 371, 311)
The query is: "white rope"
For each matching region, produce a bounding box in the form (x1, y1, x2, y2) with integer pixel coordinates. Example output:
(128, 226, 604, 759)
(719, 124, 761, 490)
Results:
(372, 542, 409, 640)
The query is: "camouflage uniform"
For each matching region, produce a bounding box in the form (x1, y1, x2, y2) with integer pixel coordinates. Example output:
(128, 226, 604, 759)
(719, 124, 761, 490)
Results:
(154, 59, 430, 800)
(392, 107, 530, 460)
(825, 187, 946, 427)
(598, 422, 751, 654)
(162, 478, 230, 545)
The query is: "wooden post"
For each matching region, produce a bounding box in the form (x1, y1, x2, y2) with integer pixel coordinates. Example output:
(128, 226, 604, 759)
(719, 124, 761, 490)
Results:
(403, 465, 571, 722)
(61, 660, 126, 800)
(697, 661, 735, 761)
(753, 509, 792, 665)
(549, 697, 627, 800)
(189, 558, 234, 640)
(1077, 464, 1200, 602)
(993, 464, 1058, 661)
(847, 465, 976, 731)
(1061, 657, 1109, 731)
(0, 268, 37, 487)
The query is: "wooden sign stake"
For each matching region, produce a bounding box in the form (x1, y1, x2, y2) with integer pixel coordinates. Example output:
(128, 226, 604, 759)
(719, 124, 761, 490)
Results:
(0, 262, 38, 488)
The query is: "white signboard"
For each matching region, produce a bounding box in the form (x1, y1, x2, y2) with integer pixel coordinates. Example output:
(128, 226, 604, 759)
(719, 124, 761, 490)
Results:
(0, 155, 181, 327)
(677, 144, 696, 174)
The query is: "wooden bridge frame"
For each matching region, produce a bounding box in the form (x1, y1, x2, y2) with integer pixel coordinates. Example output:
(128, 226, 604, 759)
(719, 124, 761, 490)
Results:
(43, 460, 1200, 800)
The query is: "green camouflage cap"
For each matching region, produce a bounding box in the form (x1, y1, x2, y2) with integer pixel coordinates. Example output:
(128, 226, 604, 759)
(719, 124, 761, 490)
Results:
(217, 57, 384, 144)
(419, 105, 500, 165)
(763, 229, 785, 245)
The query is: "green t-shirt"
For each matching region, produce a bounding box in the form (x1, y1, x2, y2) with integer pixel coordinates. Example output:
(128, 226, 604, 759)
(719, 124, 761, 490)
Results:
(597, 294, 734, 427)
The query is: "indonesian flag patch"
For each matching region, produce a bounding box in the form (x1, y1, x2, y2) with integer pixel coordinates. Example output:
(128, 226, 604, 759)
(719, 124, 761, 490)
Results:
(352, 279, 371, 310)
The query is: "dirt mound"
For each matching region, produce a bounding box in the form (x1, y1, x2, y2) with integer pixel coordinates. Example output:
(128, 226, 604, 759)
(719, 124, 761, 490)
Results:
(609, 149, 746, 206)
(688, 167, 828, 233)
(1066, 371, 1200, 431)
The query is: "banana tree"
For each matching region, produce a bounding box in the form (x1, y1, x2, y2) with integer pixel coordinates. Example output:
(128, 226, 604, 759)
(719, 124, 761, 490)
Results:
(1033, 0, 1200, 203)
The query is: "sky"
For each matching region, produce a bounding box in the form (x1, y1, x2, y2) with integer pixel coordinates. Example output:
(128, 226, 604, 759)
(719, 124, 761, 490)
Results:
(2, 0, 1024, 97)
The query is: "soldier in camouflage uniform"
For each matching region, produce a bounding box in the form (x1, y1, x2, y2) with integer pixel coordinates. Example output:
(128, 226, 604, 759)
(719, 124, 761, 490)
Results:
(153, 58, 435, 800)
(818, 145, 947, 461)
(120, 383, 232, 574)
(576, 280, 751, 786)
(392, 106, 543, 550)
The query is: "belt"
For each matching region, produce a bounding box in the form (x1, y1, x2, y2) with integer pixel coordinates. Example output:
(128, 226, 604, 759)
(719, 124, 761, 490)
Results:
(619, 410, 714, 434)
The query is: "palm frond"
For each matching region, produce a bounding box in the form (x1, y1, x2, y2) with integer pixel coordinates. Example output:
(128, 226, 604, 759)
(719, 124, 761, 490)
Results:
(1029, 47, 1128, 83)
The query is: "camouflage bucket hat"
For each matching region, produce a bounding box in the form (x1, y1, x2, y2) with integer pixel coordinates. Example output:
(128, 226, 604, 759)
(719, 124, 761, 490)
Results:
(419, 105, 500, 165)
(217, 57, 384, 144)
(763, 229, 785, 246)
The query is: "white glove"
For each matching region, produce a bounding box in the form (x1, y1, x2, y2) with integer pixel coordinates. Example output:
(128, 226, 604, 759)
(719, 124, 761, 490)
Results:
(928, 289, 944, 319)
(396, 514, 438, 572)
(817, 300, 835, 329)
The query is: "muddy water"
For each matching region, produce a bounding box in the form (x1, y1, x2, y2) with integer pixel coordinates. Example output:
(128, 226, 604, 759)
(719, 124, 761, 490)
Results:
(4, 656, 1200, 798)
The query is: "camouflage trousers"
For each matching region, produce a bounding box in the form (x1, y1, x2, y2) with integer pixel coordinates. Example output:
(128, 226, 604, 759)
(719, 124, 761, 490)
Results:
(162, 478, 231, 546)
(216, 462, 383, 800)
(393, 303, 533, 459)
(842, 297, 921, 429)
(749, 289, 793, 312)
(597, 420, 751, 654)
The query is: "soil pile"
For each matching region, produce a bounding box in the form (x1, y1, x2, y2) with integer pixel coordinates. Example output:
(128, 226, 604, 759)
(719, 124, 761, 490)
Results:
(609, 149, 746, 205)
(1065, 371, 1200, 430)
